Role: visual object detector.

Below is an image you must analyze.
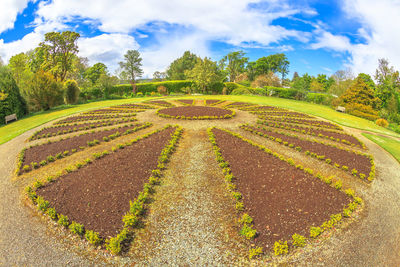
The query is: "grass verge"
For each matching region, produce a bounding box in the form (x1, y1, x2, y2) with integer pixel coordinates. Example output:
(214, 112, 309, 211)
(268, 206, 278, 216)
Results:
(362, 133, 400, 163)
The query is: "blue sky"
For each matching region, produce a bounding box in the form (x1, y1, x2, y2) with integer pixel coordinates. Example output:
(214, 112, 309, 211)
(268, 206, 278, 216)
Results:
(0, 0, 399, 78)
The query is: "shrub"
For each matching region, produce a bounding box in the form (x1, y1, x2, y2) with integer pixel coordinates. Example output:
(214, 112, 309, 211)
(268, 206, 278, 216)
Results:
(47, 155, 55, 162)
(69, 221, 84, 236)
(334, 180, 342, 190)
(239, 213, 253, 225)
(310, 226, 322, 238)
(122, 213, 139, 228)
(375, 118, 389, 127)
(58, 214, 70, 227)
(292, 233, 306, 247)
(85, 230, 102, 246)
(36, 196, 49, 212)
(157, 85, 168, 95)
(274, 240, 289, 256)
(46, 207, 57, 220)
(64, 80, 80, 104)
(22, 165, 31, 172)
(240, 224, 257, 239)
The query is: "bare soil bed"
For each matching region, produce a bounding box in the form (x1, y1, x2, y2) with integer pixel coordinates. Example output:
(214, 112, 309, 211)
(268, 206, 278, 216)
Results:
(176, 99, 194, 105)
(29, 118, 137, 140)
(211, 128, 351, 249)
(157, 106, 234, 119)
(112, 104, 154, 109)
(36, 127, 176, 238)
(259, 120, 364, 148)
(145, 100, 174, 107)
(54, 114, 135, 125)
(259, 115, 342, 130)
(21, 123, 147, 173)
(83, 108, 138, 114)
(204, 99, 224, 105)
(241, 105, 284, 111)
(244, 125, 372, 181)
(252, 111, 313, 118)
(226, 102, 256, 108)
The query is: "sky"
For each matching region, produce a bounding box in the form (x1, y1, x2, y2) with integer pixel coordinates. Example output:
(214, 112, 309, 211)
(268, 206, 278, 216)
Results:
(0, 0, 399, 79)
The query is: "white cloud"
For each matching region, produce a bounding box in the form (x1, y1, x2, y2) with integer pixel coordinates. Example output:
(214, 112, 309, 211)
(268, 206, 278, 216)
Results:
(0, 0, 31, 33)
(78, 33, 139, 71)
(310, 30, 352, 52)
(0, 32, 42, 61)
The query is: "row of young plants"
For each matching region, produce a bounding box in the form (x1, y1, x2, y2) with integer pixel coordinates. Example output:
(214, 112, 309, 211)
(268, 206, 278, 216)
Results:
(16, 123, 152, 175)
(156, 108, 236, 120)
(54, 113, 136, 125)
(82, 108, 140, 115)
(239, 105, 285, 112)
(143, 100, 175, 107)
(258, 115, 343, 131)
(207, 127, 363, 258)
(257, 120, 366, 149)
(225, 102, 256, 109)
(241, 124, 375, 182)
(250, 110, 313, 119)
(29, 117, 138, 141)
(111, 103, 154, 109)
(176, 99, 195, 106)
(25, 125, 183, 255)
(203, 100, 225, 106)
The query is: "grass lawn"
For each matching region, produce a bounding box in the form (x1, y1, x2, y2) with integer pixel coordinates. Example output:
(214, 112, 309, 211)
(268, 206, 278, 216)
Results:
(1, 94, 399, 145)
(0, 97, 156, 145)
(362, 133, 400, 163)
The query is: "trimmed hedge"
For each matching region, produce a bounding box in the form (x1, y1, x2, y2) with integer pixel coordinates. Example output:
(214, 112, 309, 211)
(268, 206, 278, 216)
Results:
(265, 86, 305, 100)
(110, 81, 193, 96)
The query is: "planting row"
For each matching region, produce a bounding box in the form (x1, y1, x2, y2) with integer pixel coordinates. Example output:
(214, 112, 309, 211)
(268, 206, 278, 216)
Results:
(204, 99, 225, 106)
(240, 105, 285, 111)
(26, 125, 183, 255)
(29, 117, 138, 141)
(225, 102, 256, 108)
(156, 106, 235, 120)
(258, 120, 365, 149)
(176, 99, 195, 105)
(144, 100, 175, 107)
(54, 114, 136, 125)
(18, 122, 151, 175)
(241, 124, 374, 182)
(111, 103, 154, 109)
(83, 108, 139, 115)
(258, 115, 343, 131)
(208, 127, 362, 257)
(250, 110, 313, 118)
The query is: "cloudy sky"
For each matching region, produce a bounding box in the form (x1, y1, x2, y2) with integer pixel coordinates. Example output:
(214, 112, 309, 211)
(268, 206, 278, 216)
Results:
(0, 0, 399, 78)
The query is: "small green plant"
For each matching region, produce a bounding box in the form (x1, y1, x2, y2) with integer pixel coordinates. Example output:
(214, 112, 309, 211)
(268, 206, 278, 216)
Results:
(345, 188, 355, 197)
(55, 153, 63, 159)
(310, 226, 322, 238)
(58, 214, 70, 227)
(235, 201, 244, 211)
(31, 162, 39, 169)
(292, 233, 306, 247)
(249, 246, 263, 259)
(239, 213, 253, 225)
(240, 224, 257, 239)
(123, 213, 139, 228)
(351, 169, 358, 176)
(343, 208, 352, 217)
(231, 191, 242, 200)
(36, 196, 49, 212)
(46, 207, 57, 220)
(274, 240, 289, 256)
(40, 160, 47, 166)
(342, 165, 349, 171)
(325, 158, 332, 164)
(22, 165, 31, 172)
(47, 155, 55, 162)
(33, 180, 43, 189)
(85, 230, 102, 246)
(334, 180, 342, 190)
(69, 221, 84, 236)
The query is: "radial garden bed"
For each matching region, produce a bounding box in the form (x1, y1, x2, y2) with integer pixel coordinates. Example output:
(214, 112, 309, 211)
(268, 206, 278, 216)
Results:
(209, 128, 361, 255)
(157, 106, 235, 119)
(144, 100, 175, 107)
(176, 99, 194, 105)
(258, 115, 342, 130)
(204, 99, 225, 106)
(54, 114, 136, 125)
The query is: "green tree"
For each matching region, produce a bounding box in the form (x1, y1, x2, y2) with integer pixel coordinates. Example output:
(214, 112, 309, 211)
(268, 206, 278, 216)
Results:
(254, 53, 289, 79)
(22, 70, 64, 110)
(97, 74, 119, 98)
(64, 80, 80, 104)
(152, 71, 166, 81)
(185, 57, 224, 93)
(167, 51, 199, 80)
(310, 80, 325, 92)
(329, 69, 354, 96)
(39, 31, 80, 81)
(0, 66, 27, 124)
(119, 50, 143, 94)
(246, 61, 257, 81)
(8, 53, 29, 84)
(221, 51, 248, 82)
(374, 58, 400, 109)
(292, 73, 312, 91)
(84, 63, 108, 84)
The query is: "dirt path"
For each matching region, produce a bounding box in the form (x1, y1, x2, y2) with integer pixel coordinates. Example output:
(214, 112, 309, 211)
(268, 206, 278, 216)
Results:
(130, 129, 247, 265)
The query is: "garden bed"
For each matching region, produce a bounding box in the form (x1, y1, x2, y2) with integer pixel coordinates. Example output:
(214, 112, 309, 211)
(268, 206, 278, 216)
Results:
(241, 106, 285, 111)
(19, 123, 150, 174)
(258, 115, 342, 131)
(242, 125, 373, 181)
(225, 102, 256, 108)
(54, 114, 135, 125)
(176, 99, 194, 105)
(144, 100, 174, 107)
(157, 106, 235, 119)
(250, 111, 313, 118)
(35, 127, 177, 239)
(204, 99, 225, 106)
(210, 128, 355, 251)
(83, 108, 138, 114)
(111, 104, 154, 109)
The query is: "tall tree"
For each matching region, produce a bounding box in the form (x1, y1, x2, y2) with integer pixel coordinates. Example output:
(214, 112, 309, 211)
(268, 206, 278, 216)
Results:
(119, 50, 143, 94)
(374, 58, 400, 109)
(8, 53, 29, 85)
(153, 71, 166, 81)
(221, 51, 248, 82)
(185, 57, 224, 93)
(39, 31, 80, 81)
(329, 69, 354, 96)
(84, 62, 108, 84)
(246, 61, 257, 81)
(166, 51, 198, 80)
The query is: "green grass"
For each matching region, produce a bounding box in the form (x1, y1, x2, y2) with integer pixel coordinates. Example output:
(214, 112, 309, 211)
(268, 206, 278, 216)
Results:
(362, 133, 400, 163)
(0, 97, 157, 145)
(1, 94, 399, 145)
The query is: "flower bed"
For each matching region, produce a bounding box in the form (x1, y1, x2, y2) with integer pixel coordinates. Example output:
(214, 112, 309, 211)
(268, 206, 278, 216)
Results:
(29, 118, 138, 141)
(225, 102, 257, 108)
(258, 120, 365, 148)
(208, 127, 362, 257)
(240, 105, 285, 111)
(17, 123, 151, 175)
(111, 104, 154, 109)
(242, 124, 374, 182)
(26, 125, 183, 254)
(156, 106, 235, 120)
(176, 99, 194, 105)
(144, 100, 175, 107)
(258, 115, 343, 131)
(54, 114, 136, 125)
(83, 108, 139, 114)
(250, 110, 313, 118)
(204, 99, 225, 106)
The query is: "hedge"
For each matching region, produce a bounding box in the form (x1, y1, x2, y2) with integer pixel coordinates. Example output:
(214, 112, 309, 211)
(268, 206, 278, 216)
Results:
(110, 81, 193, 96)
(265, 86, 305, 100)
(305, 93, 334, 105)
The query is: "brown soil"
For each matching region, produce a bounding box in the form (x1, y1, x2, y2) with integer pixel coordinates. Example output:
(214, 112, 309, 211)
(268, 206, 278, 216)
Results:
(112, 104, 154, 109)
(83, 108, 137, 114)
(226, 102, 256, 108)
(22, 123, 146, 171)
(145, 100, 174, 107)
(205, 99, 223, 105)
(212, 128, 351, 249)
(259, 115, 342, 130)
(260, 120, 364, 148)
(176, 99, 194, 105)
(37, 127, 175, 238)
(246, 125, 372, 180)
(242, 105, 284, 111)
(254, 111, 313, 118)
(54, 114, 134, 125)
(158, 106, 233, 118)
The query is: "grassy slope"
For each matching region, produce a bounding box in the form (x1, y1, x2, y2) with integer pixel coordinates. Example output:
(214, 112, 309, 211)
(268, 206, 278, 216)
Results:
(362, 133, 400, 162)
(0, 97, 155, 145)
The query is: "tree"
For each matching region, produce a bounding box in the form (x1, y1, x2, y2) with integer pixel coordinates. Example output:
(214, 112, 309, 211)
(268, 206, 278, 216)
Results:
(292, 72, 299, 81)
(374, 58, 400, 109)
(329, 69, 354, 96)
(246, 61, 257, 81)
(254, 53, 290, 79)
(292, 73, 312, 91)
(251, 72, 281, 88)
(22, 70, 64, 110)
(0, 66, 27, 124)
(185, 57, 224, 93)
(97, 74, 119, 98)
(64, 80, 80, 104)
(8, 53, 29, 85)
(84, 63, 108, 84)
(0, 56, 4, 67)
(39, 31, 80, 81)
(153, 71, 166, 81)
(166, 51, 198, 80)
(119, 50, 143, 94)
(310, 80, 325, 92)
(221, 51, 248, 82)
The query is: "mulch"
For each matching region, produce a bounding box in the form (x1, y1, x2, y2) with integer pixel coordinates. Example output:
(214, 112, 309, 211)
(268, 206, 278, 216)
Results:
(212, 128, 351, 249)
(36, 127, 176, 238)
(158, 106, 233, 118)
(23, 123, 145, 170)
(247, 125, 372, 178)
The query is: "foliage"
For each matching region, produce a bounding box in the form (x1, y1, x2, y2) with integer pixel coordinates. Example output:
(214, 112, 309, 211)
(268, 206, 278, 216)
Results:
(110, 81, 192, 96)
(376, 118, 389, 127)
(274, 240, 289, 256)
(266, 86, 305, 100)
(0, 67, 27, 124)
(166, 51, 199, 80)
(85, 230, 102, 246)
(240, 224, 257, 239)
(69, 221, 84, 236)
(305, 93, 334, 105)
(157, 85, 168, 95)
(248, 246, 263, 259)
(253, 53, 289, 79)
(251, 72, 281, 88)
(220, 51, 248, 82)
(119, 50, 143, 94)
(152, 71, 166, 81)
(84, 62, 108, 84)
(292, 233, 306, 247)
(310, 226, 322, 238)
(64, 79, 80, 104)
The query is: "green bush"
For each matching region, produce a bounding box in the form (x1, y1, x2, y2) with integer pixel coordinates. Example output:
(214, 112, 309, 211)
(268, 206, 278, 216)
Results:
(265, 86, 305, 100)
(240, 224, 257, 239)
(292, 233, 306, 247)
(64, 80, 80, 104)
(110, 81, 193, 96)
(274, 240, 289, 255)
(69, 221, 84, 236)
(85, 230, 102, 246)
(306, 93, 334, 105)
